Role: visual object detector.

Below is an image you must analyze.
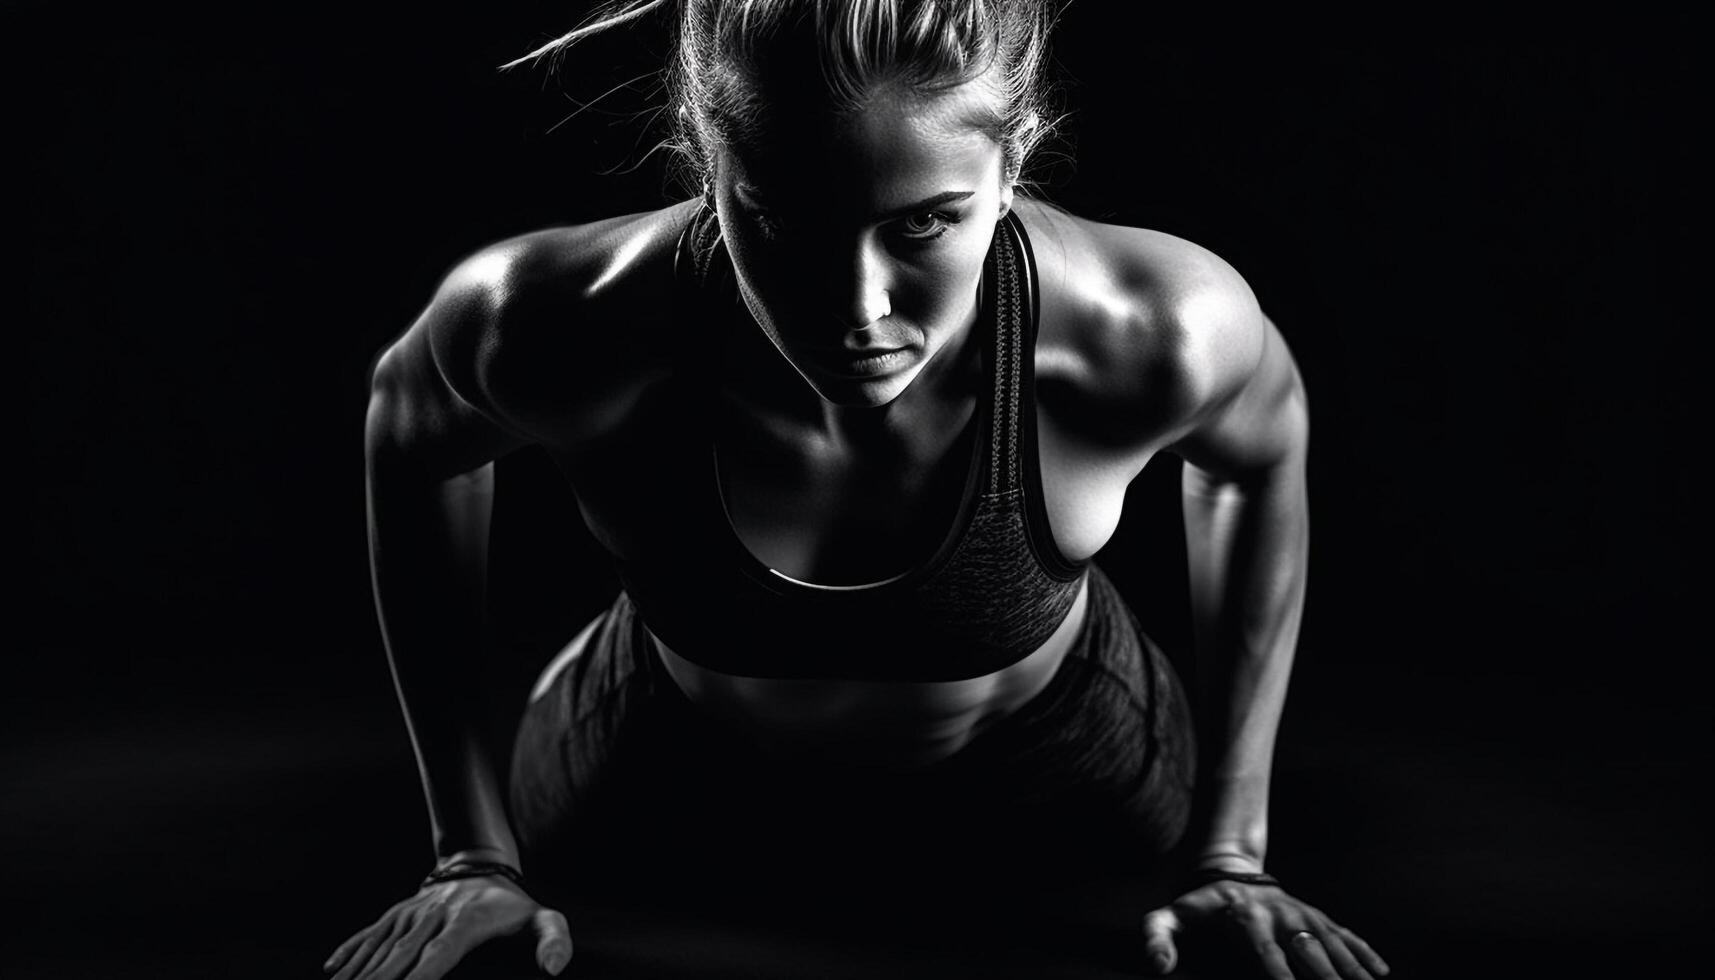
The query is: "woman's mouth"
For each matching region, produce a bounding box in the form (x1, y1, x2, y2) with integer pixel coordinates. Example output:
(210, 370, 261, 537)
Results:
(811, 346, 913, 379)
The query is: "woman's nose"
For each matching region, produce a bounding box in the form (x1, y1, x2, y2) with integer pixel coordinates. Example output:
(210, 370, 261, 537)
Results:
(822, 237, 891, 328)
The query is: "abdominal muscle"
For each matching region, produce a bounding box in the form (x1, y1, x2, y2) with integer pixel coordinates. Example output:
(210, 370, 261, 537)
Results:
(645, 573, 1091, 771)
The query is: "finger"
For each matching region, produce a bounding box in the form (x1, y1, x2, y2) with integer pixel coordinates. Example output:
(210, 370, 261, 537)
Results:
(335, 912, 408, 980)
(1281, 928, 1341, 980)
(361, 906, 444, 980)
(1140, 906, 1181, 975)
(325, 925, 376, 975)
(1241, 915, 1295, 980)
(1308, 925, 1375, 980)
(1334, 925, 1391, 976)
(532, 907, 574, 976)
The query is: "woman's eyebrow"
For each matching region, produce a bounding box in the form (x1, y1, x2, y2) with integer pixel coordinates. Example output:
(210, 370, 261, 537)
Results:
(874, 190, 975, 222)
(736, 184, 974, 221)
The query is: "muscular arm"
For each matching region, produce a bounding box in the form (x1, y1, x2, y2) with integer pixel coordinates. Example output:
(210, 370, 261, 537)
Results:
(365, 256, 534, 869)
(325, 212, 696, 980)
(1167, 297, 1310, 874)
(363, 205, 692, 876)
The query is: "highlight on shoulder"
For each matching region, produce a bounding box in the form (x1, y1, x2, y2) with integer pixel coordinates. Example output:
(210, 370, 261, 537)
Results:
(1012, 196, 1270, 450)
(417, 200, 704, 447)
(365, 200, 702, 480)
(431, 198, 701, 342)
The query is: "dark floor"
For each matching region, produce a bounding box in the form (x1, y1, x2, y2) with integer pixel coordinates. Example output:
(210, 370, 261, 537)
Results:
(3, 648, 1702, 979)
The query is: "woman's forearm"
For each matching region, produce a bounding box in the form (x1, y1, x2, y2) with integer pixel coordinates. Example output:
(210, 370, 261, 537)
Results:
(367, 455, 521, 868)
(1179, 450, 1309, 871)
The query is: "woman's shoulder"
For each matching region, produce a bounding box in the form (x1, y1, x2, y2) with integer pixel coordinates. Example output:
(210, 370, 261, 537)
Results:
(1012, 197, 1270, 447)
(429, 199, 703, 446)
(453, 197, 700, 334)
(480, 197, 699, 289)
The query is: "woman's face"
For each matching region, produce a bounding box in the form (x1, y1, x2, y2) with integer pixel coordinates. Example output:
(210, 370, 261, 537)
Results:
(711, 79, 1014, 410)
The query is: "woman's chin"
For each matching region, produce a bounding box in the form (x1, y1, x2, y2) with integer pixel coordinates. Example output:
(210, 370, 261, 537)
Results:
(795, 356, 921, 408)
(804, 372, 914, 408)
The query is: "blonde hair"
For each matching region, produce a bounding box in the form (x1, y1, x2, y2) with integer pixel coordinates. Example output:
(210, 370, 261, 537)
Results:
(503, 0, 1068, 196)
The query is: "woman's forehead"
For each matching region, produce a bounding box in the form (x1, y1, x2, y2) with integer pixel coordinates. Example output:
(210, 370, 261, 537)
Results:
(723, 82, 1005, 208)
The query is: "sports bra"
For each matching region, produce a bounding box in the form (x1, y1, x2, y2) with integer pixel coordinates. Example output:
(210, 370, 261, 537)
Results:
(608, 204, 1090, 682)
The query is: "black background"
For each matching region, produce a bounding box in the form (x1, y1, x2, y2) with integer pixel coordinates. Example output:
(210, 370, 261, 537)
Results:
(10, 5, 1702, 978)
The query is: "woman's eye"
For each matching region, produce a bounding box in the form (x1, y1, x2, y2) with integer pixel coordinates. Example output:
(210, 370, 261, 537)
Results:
(897, 211, 954, 242)
(751, 211, 785, 240)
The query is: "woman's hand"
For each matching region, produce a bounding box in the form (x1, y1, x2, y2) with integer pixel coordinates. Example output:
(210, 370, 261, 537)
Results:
(1141, 880, 1389, 979)
(323, 875, 573, 979)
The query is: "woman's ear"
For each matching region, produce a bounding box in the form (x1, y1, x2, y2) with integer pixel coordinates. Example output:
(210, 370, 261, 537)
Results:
(998, 182, 1015, 220)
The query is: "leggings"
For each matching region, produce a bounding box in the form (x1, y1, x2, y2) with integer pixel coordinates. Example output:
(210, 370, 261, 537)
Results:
(507, 561, 1197, 895)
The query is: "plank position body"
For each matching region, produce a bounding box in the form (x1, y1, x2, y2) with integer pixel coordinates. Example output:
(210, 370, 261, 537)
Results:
(327, 3, 1390, 979)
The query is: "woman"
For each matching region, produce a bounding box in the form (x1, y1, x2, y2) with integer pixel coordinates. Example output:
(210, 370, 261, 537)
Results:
(326, 2, 1390, 978)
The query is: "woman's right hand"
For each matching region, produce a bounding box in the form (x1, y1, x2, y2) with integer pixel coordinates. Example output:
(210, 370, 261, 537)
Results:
(323, 875, 573, 979)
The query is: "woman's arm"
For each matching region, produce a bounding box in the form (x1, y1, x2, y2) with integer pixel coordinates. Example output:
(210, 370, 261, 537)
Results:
(364, 261, 535, 869)
(1170, 310, 1308, 874)
(1130, 251, 1385, 978)
(331, 222, 672, 978)
(361, 211, 685, 877)
(326, 256, 580, 979)
(365, 456, 518, 867)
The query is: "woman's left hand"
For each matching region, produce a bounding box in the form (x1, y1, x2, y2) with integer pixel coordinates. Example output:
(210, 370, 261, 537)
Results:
(1140, 880, 1390, 978)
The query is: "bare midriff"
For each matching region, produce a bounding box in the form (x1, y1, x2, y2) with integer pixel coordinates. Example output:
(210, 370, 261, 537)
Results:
(646, 572, 1090, 771)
